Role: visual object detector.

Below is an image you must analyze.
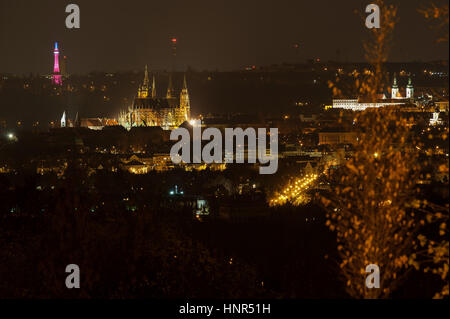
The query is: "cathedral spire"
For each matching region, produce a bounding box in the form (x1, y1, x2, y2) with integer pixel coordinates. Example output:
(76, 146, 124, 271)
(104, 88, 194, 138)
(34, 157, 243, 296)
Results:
(138, 65, 150, 98)
(179, 74, 191, 122)
(144, 65, 149, 87)
(152, 75, 156, 99)
(74, 112, 80, 127)
(180, 74, 189, 99)
(183, 73, 188, 92)
(166, 73, 175, 99)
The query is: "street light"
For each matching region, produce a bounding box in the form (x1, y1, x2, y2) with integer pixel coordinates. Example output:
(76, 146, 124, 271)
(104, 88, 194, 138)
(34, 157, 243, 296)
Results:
(1, 133, 16, 151)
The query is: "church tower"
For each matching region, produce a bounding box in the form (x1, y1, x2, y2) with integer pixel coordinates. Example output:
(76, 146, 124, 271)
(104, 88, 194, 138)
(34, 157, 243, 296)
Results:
(74, 112, 81, 127)
(152, 76, 157, 99)
(138, 65, 150, 98)
(61, 111, 66, 128)
(166, 74, 175, 99)
(179, 74, 191, 122)
(391, 73, 399, 99)
(406, 77, 414, 99)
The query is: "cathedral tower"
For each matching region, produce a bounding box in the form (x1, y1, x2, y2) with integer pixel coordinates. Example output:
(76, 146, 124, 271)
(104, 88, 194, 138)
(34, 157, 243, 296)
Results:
(179, 74, 191, 122)
(166, 74, 175, 99)
(152, 76, 157, 99)
(138, 65, 150, 98)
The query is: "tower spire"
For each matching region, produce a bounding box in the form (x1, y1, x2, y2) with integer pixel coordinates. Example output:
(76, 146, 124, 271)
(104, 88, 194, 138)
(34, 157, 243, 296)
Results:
(74, 112, 80, 127)
(144, 65, 149, 86)
(152, 75, 156, 99)
(406, 76, 414, 99)
(52, 42, 62, 86)
(407, 76, 412, 87)
(183, 73, 188, 91)
(138, 65, 150, 98)
(61, 111, 66, 128)
(179, 73, 191, 122)
(391, 73, 399, 99)
(167, 73, 175, 99)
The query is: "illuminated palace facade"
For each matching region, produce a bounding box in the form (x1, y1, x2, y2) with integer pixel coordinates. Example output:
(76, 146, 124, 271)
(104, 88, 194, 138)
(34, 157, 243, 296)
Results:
(119, 66, 191, 130)
(332, 74, 415, 111)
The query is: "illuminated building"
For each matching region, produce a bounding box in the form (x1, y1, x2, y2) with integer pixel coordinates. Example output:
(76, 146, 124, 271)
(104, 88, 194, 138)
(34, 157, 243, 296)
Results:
(118, 66, 191, 130)
(333, 74, 415, 111)
(58, 111, 118, 130)
(121, 158, 149, 175)
(430, 112, 443, 126)
(151, 153, 176, 171)
(80, 118, 118, 130)
(61, 111, 66, 128)
(435, 100, 449, 112)
(319, 131, 357, 145)
(52, 42, 63, 86)
(391, 74, 399, 99)
(406, 77, 414, 99)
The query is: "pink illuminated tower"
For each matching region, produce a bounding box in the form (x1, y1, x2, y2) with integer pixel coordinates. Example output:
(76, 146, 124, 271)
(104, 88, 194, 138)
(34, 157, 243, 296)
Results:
(52, 42, 63, 86)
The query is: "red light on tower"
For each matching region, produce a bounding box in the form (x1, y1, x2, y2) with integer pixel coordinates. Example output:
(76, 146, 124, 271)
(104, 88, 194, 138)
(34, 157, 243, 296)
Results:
(170, 37, 178, 70)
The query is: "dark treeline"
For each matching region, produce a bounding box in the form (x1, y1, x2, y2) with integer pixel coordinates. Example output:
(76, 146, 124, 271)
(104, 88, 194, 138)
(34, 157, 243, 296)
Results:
(0, 166, 441, 298)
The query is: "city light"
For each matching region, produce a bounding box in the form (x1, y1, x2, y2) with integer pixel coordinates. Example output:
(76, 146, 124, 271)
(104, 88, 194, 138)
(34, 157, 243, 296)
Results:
(0, 2, 447, 301)
(270, 174, 318, 207)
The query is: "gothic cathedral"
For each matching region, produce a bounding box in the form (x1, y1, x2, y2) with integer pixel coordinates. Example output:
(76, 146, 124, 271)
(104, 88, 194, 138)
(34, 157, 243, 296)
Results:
(119, 66, 191, 130)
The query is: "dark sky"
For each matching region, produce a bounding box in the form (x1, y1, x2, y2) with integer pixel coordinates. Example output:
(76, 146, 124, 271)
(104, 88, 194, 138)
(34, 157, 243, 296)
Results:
(0, 0, 448, 74)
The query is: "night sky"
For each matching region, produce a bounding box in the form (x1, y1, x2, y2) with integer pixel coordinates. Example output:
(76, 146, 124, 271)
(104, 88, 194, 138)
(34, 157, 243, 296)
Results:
(0, 0, 448, 74)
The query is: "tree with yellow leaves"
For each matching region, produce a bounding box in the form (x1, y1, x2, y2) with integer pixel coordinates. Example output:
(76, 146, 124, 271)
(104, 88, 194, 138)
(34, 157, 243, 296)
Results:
(322, 0, 449, 298)
(417, 0, 449, 299)
(322, 108, 422, 299)
(417, 200, 449, 299)
(419, 2, 449, 43)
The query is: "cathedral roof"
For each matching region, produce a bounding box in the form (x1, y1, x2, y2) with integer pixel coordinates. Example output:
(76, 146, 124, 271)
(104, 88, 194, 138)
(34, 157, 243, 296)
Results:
(133, 97, 171, 110)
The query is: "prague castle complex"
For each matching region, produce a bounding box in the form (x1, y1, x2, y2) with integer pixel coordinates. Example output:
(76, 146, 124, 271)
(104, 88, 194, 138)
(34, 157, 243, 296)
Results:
(118, 66, 191, 130)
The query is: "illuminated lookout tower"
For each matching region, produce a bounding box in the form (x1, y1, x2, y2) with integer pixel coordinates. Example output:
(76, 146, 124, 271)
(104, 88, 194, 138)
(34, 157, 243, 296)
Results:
(52, 42, 63, 86)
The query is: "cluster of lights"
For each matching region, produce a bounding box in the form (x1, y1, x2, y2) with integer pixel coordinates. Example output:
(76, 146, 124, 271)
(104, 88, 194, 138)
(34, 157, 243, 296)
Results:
(270, 174, 318, 207)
